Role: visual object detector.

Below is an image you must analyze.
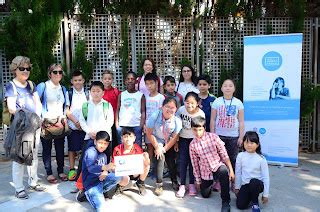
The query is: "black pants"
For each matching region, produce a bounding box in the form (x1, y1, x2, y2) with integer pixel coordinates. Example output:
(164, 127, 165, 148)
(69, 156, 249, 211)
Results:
(200, 165, 230, 203)
(155, 147, 178, 184)
(236, 178, 264, 209)
(219, 136, 238, 171)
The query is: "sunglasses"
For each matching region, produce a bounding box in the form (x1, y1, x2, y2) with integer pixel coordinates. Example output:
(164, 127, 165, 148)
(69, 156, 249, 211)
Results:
(52, 70, 63, 75)
(17, 67, 31, 72)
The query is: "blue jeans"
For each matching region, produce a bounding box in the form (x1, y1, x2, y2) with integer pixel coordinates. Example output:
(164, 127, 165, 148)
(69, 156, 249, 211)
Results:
(179, 137, 195, 185)
(116, 126, 143, 147)
(85, 173, 121, 211)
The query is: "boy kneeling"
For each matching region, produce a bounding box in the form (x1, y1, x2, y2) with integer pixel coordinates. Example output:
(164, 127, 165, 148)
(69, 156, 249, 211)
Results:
(189, 116, 235, 212)
(82, 131, 128, 211)
(113, 127, 150, 196)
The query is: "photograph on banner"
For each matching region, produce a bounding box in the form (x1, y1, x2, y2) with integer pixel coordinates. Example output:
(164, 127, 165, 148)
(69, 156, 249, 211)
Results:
(114, 154, 144, 176)
(243, 33, 302, 166)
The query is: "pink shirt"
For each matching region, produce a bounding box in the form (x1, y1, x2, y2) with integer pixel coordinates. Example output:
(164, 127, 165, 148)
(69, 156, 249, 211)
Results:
(190, 132, 229, 183)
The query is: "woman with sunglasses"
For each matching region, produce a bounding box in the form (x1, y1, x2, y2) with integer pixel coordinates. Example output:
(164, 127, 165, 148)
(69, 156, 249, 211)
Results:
(5, 56, 45, 199)
(145, 97, 182, 196)
(36, 63, 69, 184)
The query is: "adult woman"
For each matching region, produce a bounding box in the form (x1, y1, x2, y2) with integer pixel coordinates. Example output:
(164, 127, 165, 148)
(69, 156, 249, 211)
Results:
(37, 63, 69, 183)
(5, 56, 45, 199)
(176, 64, 199, 100)
(269, 77, 290, 100)
(145, 97, 182, 196)
(136, 58, 164, 96)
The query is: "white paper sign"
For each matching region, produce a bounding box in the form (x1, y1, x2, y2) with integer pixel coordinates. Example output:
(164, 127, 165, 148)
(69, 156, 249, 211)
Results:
(114, 154, 144, 177)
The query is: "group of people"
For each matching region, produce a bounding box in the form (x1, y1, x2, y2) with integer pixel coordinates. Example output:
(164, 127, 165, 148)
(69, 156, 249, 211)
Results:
(4, 56, 270, 212)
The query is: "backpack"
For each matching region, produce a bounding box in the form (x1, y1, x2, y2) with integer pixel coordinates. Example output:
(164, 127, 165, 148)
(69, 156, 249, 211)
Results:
(137, 76, 161, 91)
(68, 88, 90, 106)
(82, 101, 110, 121)
(3, 80, 34, 126)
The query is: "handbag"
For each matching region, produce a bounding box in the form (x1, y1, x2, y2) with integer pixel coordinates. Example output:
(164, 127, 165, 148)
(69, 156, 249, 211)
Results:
(41, 116, 71, 140)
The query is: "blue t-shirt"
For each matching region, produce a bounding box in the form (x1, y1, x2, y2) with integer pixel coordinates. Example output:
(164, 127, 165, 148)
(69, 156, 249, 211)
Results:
(5, 81, 37, 113)
(82, 146, 107, 191)
(146, 109, 182, 144)
(199, 94, 216, 131)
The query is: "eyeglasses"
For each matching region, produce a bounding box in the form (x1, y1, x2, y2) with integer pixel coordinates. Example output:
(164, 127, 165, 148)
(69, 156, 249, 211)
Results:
(182, 69, 191, 73)
(17, 67, 31, 72)
(164, 105, 176, 113)
(52, 70, 63, 75)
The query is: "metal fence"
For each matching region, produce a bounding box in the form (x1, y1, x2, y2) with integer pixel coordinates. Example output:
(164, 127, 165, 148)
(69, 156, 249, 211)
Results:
(0, 14, 315, 149)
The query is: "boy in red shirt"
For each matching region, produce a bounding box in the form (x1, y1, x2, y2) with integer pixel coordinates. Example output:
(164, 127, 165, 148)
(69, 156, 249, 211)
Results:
(112, 127, 150, 196)
(102, 70, 121, 153)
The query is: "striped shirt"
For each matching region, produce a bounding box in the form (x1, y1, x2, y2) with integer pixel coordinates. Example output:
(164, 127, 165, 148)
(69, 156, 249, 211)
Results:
(190, 132, 229, 183)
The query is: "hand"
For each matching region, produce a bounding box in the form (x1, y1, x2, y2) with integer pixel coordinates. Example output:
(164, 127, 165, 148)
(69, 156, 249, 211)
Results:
(262, 196, 268, 204)
(229, 170, 235, 182)
(89, 132, 96, 139)
(154, 145, 165, 160)
(196, 182, 201, 192)
(234, 189, 239, 197)
(174, 143, 179, 152)
(75, 122, 82, 130)
(99, 170, 108, 181)
(237, 137, 243, 147)
(106, 162, 115, 172)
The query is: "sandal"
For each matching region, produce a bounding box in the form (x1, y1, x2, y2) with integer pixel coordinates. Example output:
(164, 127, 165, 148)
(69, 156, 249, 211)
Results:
(15, 190, 29, 199)
(29, 184, 46, 192)
(59, 173, 68, 182)
(47, 175, 58, 184)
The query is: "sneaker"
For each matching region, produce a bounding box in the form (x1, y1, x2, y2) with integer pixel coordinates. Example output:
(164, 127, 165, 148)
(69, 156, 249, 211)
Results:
(15, 190, 29, 199)
(176, 185, 186, 198)
(76, 190, 87, 202)
(212, 181, 221, 192)
(29, 184, 46, 192)
(154, 183, 163, 196)
(221, 202, 230, 212)
(171, 180, 179, 191)
(136, 180, 147, 196)
(68, 169, 77, 181)
(114, 185, 124, 196)
(188, 184, 197, 196)
(252, 204, 261, 212)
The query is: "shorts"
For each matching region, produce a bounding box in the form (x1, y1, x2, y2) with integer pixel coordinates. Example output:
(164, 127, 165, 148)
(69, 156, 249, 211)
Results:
(67, 130, 86, 152)
(129, 175, 140, 181)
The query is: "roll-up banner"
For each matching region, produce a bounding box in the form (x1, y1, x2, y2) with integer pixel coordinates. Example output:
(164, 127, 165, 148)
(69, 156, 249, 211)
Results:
(243, 33, 303, 166)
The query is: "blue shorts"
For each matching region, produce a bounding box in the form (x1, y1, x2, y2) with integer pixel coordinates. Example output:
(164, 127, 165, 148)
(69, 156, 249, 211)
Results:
(67, 130, 86, 152)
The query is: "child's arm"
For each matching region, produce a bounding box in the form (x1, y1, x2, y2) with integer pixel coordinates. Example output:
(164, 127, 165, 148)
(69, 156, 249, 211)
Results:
(234, 153, 242, 195)
(85, 150, 105, 176)
(238, 109, 245, 146)
(106, 103, 114, 130)
(140, 95, 146, 128)
(261, 158, 270, 203)
(115, 93, 121, 128)
(210, 108, 217, 133)
(189, 143, 201, 188)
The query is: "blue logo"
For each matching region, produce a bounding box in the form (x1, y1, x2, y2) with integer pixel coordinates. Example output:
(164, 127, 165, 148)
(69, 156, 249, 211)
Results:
(262, 51, 282, 71)
(259, 128, 266, 134)
(118, 159, 125, 165)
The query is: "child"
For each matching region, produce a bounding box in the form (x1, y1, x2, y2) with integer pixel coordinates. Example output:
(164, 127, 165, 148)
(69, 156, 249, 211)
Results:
(76, 81, 114, 181)
(82, 131, 128, 211)
(144, 72, 165, 162)
(146, 97, 182, 196)
(66, 70, 88, 181)
(136, 58, 163, 96)
(235, 131, 269, 212)
(210, 79, 244, 172)
(176, 65, 199, 100)
(197, 75, 216, 132)
(175, 92, 205, 198)
(116, 71, 146, 147)
(102, 70, 121, 152)
(163, 75, 183, 108)
(189, 116, 234, 212)
(112, 127, 150, 196)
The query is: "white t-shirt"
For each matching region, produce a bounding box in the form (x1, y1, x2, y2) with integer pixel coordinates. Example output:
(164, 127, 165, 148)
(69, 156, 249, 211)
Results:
(119, 90, 143, 127)
(145, 93, 165, 122)
(44, 80, 65, 119)
(211, 96, 244, 137)
(66, 87, 88, 130)
(176, 106, 205, 139)
(176, 82, 199, 100)
(136, 75, 164, 97)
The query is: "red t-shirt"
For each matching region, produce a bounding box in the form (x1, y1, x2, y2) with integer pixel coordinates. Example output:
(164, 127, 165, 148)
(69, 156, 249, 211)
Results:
(103, 86, 121, 118)
(112, 144, 143, 163)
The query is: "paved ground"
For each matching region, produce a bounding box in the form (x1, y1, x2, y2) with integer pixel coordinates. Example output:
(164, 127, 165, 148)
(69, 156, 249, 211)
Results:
(0, 152, 319, 212)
